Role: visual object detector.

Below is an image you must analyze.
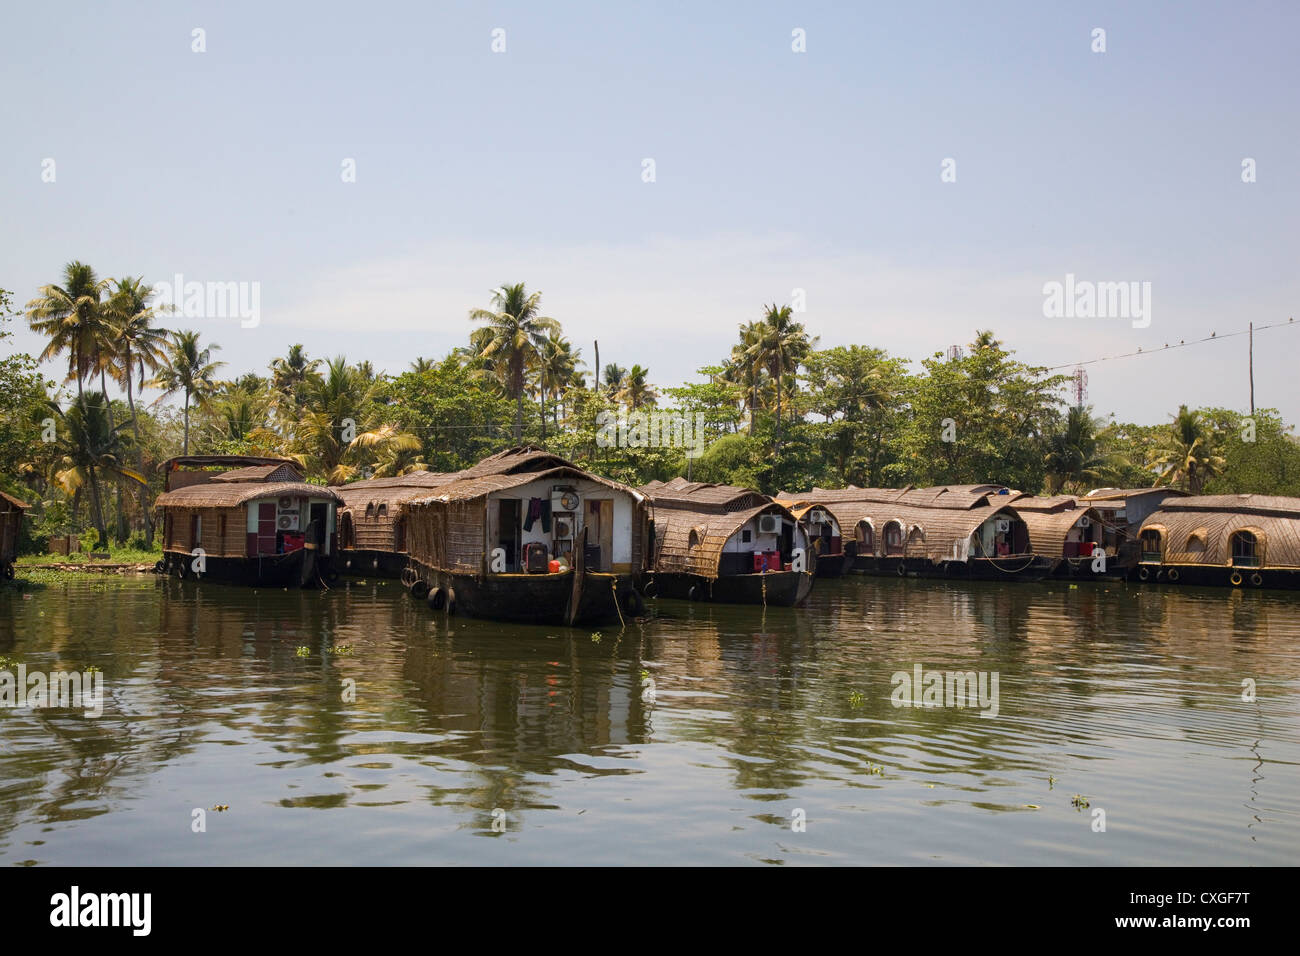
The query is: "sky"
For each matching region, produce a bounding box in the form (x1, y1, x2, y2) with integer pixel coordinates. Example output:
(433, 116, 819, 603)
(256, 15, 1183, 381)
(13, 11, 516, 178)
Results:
(2, 0, 1297, 425)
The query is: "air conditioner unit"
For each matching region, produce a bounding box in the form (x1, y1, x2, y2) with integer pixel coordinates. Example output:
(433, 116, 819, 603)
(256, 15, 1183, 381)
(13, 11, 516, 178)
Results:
(758, 515, 780, 535)
(809, 509, 826, 525)
(552, 490, 580, 512)
(277, 513, 300, 531)
(277, 495, 295, 510)
(996, 519, 1010, 533)
(1079, 514, 1091, 528)
(554, 517, 573, 539)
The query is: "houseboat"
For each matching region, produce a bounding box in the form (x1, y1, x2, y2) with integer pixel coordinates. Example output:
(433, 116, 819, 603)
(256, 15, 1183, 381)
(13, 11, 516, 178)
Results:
(638, 478, 814, 606)
(774, 497, 852, 576)
(402, 447, 650, 625)
(154, 455, 343, 587)
(1133, 494, 1300, 589)
(1011, 495, 1113, 579)
(787, 485, 1052, 580)
(1080, 487, 1188, 564)
(334, 471, 455, 576)
(1, 490, 28, 580)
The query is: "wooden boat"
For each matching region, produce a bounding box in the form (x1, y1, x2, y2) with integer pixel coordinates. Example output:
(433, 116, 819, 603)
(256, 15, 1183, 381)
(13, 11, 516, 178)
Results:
(784, 485, 1053, 581)
(1132, 494, 1300, 589)
(638, 478, 815, 607)
(333, 471, 456, 576)
(153, 456, 343, 587)
(402, 447, 650, 625)
(1, 490, 28, 580)
(1011, 496, 1114, 579)
(1079, 487, 1188, 571)
(773, 498, 853, 577)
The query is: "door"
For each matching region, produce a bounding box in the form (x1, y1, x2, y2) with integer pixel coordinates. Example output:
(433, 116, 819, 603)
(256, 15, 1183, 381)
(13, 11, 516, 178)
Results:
(257, 502, 277, 555)
(586, 499, 612, 571)
(498, 499, 521, 571)
(310, 503, 327, 552)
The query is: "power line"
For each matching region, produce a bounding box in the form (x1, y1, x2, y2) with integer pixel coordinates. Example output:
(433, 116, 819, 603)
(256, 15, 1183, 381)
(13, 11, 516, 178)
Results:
(1038, 317, 1296, 374)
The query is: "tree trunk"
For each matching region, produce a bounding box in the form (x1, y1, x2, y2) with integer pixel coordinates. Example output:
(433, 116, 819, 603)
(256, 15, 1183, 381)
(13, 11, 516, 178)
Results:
(126, 366, 153, 546)
(86, 464, 107, 550)
(183, 390, 191, 455)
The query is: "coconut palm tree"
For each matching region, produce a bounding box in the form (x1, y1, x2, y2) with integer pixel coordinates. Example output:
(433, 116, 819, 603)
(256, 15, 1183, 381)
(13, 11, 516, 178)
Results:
(149, 330, 225, 455)
(969, 329, 1002, 352)
(602, 364, 627, 400)
(290, 357, 420, 483)
(744, 304, 813, 437)
(47, 393, 146, 549)
(725, 321, 764, 435)
(25, 261, 110, 401)
(536, 332, 582, 439)
(468, 283, 559, 441)
(270, 344, 321, 416)
(1044, 405, 1108, 494)
(618, 364, 658, 410)
(104, 276, 169, 543)
(1149, 405, 1225, 494)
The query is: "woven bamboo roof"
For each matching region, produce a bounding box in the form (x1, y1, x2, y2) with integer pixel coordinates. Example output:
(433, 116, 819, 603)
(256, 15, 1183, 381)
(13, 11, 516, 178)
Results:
(454, 445, 580, 480)
(1020, 506, 1102, 557)
(411, 465, 642, 507)
(1008, 494, 1078, 513)
(1082, 487, 1188, 502)
(650, 500, 798, 578)
(0, 490, 30, 510)
(161, 454, 299, 472)
(209, 463, 303, 483)
(156, 482, 343, 509)
(1141, 497, 1300, 567)
(1153, 494, 1300, 519)
(640, 477, 768, 512)
(334, 471, 459, 513)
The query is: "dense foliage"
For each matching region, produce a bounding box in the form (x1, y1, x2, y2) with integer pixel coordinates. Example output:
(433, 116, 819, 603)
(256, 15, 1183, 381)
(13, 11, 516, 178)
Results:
(4, 268, 1298, 553)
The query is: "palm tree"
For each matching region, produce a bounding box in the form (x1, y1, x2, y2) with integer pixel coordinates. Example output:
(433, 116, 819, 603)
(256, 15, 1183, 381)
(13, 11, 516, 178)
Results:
(47, 394, 146, 549)
(536, 332, 582, 439)
(726, 322, 764, 435)
(150, 330, 225, 455)
(969, 329, 1002, 352)
(105, 276, 169, 544)
(291, 357, 420, 483)
(409, 356, 435, 374)
(468, 283, 559, 441)
(1149, 405, 1225, 494)
(25, 261, 110, 401)
(618, 364, 658, 410)
(1044, 405, 1108, 494)
(602, 364, 627, 399)
(270, 344, 321, 415)
(745, 304, 813, 437)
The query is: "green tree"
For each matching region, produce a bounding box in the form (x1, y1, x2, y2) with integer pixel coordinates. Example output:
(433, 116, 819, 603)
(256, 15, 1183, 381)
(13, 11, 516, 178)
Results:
(25, 261, 109, 402)
(1149, 404, 1224, 494)
(469, 283, 559, 442)
(149, 330, 226, 455)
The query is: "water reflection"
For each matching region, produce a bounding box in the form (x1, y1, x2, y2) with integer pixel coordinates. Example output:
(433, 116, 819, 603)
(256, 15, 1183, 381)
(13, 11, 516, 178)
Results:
(0, 573, 1297, 864)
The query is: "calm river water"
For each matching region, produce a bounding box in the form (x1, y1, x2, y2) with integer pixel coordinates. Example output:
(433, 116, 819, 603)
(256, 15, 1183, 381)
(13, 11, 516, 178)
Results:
(1, 572, 1298, 865)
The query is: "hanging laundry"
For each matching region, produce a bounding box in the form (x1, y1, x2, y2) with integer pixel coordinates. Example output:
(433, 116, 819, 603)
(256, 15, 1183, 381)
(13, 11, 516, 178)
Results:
(523, 497, 542, 531)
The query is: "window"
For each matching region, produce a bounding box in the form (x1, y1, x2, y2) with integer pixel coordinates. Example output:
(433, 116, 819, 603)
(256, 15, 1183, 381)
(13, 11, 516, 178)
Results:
(884, 521, 904, 556)
(1185, 532, 1206, 553)
(1140, 529, 1162, 562)
(688, 529, 702, 549)
(1231, 531, 1260, 568)
(377, 504, 388, 518)
(365, 503, 376, 518)
(857, 523, 874, 551)
(741, 529, 752, 543)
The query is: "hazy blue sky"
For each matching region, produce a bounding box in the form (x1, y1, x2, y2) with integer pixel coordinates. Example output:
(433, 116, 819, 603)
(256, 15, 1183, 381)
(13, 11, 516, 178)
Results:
(3, 0, 1297, 424)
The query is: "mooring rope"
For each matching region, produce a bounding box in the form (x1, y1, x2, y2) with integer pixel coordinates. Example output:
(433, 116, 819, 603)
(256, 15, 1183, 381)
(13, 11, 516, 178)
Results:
(611, 578, 625, 628)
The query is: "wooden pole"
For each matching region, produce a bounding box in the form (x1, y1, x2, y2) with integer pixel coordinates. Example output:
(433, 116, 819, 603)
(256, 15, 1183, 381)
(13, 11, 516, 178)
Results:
(594, 340, 600, 391)
(1249, 322, 1255, 415)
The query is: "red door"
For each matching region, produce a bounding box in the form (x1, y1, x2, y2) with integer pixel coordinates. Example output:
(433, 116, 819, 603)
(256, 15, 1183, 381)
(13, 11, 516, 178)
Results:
(257, 502, 277, 554)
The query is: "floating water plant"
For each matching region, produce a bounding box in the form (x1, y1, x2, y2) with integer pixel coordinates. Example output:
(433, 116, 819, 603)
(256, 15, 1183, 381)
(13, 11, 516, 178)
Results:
(294, 646, 311, 657)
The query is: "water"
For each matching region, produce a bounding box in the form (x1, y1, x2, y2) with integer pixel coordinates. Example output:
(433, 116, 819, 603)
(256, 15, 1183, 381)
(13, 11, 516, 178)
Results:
(1, 573, 1298, 865)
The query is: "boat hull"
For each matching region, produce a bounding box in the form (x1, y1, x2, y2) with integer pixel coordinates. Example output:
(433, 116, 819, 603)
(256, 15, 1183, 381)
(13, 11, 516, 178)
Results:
(1130, 564, 1300, 590)
(813, 551, 853, 578)
(158, 548, 330, 588)
(852, 554, 1054, 582)
(406, 563, 642, 625)
(337, 548, 408, 578)
(641, 570, 814, 607)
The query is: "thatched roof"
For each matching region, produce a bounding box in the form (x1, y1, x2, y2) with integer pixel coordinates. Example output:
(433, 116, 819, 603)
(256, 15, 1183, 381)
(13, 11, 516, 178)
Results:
(650, 500, 797, 578)
(1019, 505, 1103, 557)
(0, 490, 30, 510)
(640, 477, 767, 512)
(453, 445, 581, 480)
(334, 471, 459, 514)
(1141, 495, 1300, 567)
(156, 482, 343, 509)
(1083, 487, 1188, 503)
(161, 454, 299, 472)
(1008, 494, 1078, 513)
(209, 463, 303, 483)
(412, 465, 642, 507)
(806, 497, 1025, 562)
